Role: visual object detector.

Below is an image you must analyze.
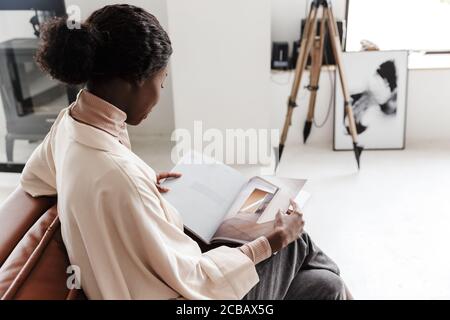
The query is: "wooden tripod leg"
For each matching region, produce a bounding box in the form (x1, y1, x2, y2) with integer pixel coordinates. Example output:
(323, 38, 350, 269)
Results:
(303, 12, 326, 143)
(279, 5, 318, 156)
(324, 6, 358, 143)
(325, 5, 363, 168)
(306, 40, 322, 122)
(289, 6, 318, 102)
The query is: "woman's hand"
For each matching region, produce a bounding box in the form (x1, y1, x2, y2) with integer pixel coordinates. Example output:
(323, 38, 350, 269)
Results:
(266, 199, 305, 253)
(156, 172, 182, 193)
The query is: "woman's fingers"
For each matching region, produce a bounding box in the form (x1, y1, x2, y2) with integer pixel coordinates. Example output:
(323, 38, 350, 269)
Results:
(156, 184, 170, 193)
(274, 210, 284, 227)
(157, 172, 182, 180)
(289, 199, 299, 212)
(156, 172, 182, 193)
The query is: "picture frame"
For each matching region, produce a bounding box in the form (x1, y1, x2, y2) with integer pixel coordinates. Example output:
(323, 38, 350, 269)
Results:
(333, 50, 409, 150)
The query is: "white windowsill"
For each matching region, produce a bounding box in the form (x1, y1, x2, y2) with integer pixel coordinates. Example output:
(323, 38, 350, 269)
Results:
(408, 52, 450, 70)
(271, 52, 450, 73)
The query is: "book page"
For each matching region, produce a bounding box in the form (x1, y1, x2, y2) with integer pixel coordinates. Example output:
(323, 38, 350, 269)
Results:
(294, 190, 311, 210)
(161, 152, 247, 243)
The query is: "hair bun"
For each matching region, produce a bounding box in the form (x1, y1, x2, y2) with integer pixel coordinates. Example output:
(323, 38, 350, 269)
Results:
(35, 16, 97, 84)
(36, 5, 172, 85)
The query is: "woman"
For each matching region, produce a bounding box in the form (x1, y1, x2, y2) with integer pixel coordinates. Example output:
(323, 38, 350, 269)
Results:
(22, 4, 350, 300)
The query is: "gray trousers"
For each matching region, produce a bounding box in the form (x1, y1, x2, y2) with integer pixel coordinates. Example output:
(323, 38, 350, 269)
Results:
(242, 232, 348, 300)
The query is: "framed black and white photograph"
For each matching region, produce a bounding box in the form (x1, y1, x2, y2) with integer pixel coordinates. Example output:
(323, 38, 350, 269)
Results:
(334, 51, 408, 150)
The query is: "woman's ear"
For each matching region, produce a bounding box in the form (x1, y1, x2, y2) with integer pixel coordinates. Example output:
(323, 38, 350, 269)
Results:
(131, 78, 146, 89)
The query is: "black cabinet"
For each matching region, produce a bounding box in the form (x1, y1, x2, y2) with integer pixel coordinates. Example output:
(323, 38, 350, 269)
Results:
(0, 38, 77, 162)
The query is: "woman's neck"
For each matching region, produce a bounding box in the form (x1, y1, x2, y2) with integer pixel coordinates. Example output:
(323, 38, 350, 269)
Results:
(85, 79, 133, 115)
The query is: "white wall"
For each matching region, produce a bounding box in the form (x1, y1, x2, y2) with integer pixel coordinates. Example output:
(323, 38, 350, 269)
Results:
(0, 11, 36, 42)
(406, 69, 450, 143)
(167, 0, 272, 135)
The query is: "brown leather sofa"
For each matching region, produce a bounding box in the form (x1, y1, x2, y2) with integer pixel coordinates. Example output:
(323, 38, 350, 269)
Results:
(0, 187, 214, 300)
(0, 187, 85, 300)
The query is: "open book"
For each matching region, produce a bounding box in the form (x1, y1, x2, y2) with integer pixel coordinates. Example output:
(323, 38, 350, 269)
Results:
(161, 152, 309, 245)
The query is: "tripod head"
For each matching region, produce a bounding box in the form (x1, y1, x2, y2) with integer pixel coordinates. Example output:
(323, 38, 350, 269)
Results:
(310, 0, 331, 8)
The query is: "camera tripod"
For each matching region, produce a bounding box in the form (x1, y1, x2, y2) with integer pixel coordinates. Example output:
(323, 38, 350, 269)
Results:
(278, 0, 363, 168)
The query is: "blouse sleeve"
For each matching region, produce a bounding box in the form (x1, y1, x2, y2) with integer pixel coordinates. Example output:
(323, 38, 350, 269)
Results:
(103, 157, 260, 300)
(20, 124, 58, 197)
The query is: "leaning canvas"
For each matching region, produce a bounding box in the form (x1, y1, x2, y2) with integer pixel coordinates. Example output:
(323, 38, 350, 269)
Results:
(334, 51, 408, 150)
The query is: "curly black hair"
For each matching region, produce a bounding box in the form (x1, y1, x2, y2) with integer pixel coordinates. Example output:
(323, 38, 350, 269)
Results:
(35, 4, 172, 85)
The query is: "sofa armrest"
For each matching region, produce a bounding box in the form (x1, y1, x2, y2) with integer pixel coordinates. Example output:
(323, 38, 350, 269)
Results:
(0, 187, 56, 267)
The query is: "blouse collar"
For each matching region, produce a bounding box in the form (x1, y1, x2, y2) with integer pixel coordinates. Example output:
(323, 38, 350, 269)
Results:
(69, 89, 131, 149)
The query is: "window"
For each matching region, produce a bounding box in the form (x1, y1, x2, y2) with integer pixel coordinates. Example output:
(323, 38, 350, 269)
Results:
(346, 0, 450, 52)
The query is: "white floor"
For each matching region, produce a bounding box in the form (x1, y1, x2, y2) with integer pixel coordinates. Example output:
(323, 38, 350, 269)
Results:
(1, 137, 450, 299)
(277, 140, 450, 299)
